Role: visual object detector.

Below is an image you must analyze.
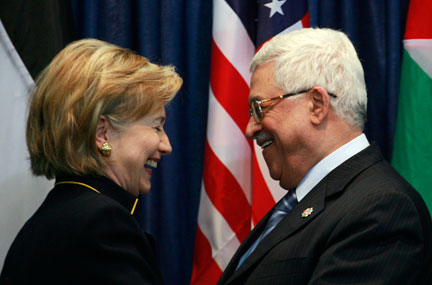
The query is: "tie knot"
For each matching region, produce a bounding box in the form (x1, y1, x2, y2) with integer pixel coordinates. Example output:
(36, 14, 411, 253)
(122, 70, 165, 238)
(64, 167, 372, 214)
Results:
(275, 189, 297, 212)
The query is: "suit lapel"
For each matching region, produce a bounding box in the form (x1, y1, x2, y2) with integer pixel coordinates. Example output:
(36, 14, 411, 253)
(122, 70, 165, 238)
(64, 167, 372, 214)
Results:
(223, 143, 384, 284)
(228, 180, 327, 282)
(219, 209, 272, 283)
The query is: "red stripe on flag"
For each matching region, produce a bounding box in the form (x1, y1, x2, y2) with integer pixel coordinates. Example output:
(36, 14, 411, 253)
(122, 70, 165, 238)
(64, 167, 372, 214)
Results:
(191, 226, 223, 284)
(202, 140, 251, 242)
(404, 0, 432, 39)
(302, 10, 310, 28)
(210, 39, 251, 134)
(194, 2, 310, 281)
(251, 148, 276, 225)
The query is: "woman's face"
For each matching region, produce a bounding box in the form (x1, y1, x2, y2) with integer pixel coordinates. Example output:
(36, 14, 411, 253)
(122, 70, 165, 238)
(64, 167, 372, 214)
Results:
(103, 106, 172, 196)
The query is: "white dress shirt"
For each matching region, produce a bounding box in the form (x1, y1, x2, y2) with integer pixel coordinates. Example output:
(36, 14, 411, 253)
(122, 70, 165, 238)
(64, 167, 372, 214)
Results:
(295, 134, 370, 202)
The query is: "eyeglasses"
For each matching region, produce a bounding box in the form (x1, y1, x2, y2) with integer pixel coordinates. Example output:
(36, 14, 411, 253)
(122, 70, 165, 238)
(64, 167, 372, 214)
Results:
(248, 89, 337, 123)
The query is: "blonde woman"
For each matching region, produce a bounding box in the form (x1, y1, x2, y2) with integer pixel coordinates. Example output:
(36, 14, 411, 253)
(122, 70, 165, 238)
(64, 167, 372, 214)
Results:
(1, 39, 182, 284)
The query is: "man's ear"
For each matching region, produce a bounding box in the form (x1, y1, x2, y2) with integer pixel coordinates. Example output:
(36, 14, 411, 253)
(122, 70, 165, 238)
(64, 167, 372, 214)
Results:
(95, 116, 110, 150)
(309, 86, 331, 125)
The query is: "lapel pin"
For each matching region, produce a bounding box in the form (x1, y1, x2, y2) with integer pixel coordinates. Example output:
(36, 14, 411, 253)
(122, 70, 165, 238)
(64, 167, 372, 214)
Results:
(301, 207, 313, 218)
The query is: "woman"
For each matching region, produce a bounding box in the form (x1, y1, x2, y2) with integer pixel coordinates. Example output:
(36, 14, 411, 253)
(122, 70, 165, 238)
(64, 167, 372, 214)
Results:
(0, 39, 182, 284)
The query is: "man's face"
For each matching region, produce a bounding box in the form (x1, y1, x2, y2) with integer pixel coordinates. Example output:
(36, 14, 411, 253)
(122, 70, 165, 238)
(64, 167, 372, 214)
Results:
(246, 62, 309, 189)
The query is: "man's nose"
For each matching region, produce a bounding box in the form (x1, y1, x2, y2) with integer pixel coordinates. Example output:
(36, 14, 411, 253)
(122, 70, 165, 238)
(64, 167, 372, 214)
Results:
(245, 116, 261, 140)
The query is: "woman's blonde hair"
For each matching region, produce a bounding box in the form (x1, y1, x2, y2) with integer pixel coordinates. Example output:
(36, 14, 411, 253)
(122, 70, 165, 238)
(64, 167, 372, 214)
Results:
(26, 38, 182, 179)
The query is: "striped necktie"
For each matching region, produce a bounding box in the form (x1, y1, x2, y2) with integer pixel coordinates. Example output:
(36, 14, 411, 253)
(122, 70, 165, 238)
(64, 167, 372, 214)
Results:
(236, 189, 298, 270)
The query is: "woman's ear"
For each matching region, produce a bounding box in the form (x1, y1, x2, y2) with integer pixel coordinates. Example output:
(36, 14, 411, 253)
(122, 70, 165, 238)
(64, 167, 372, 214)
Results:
(95, 116, 110, 150)
(309, 86, 331, 125)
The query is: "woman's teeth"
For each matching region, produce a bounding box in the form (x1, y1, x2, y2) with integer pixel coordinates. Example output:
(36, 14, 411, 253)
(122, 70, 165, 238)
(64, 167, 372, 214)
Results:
(145, 160, 158, 168)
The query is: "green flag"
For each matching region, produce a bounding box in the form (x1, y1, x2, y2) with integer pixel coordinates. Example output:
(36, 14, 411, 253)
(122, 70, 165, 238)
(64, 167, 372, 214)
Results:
(392, 0, 432, 213)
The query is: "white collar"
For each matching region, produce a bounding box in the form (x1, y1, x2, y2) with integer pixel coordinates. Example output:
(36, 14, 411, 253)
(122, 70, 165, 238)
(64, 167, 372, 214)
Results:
(295, 134, 370, 202)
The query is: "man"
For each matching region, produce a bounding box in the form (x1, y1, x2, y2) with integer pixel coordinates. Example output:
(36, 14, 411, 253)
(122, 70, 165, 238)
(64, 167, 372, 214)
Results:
(218, 28, 432, 284)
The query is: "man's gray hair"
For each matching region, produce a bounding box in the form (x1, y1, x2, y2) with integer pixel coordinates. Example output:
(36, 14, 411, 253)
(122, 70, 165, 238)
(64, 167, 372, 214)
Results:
(250, 28, 367, 130)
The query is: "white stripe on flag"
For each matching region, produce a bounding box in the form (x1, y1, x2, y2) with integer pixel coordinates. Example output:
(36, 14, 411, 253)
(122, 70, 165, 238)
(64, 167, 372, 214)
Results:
(213, 0, 255, 85)
(0, 19, 52, 268)
(193, 0, 309, 282)
(279, 20, 304, 36)
(253, 142, 286, 202)
(198, 182, 241, 270)
(207, 88, 252, 203)
(0, 23, 33, 88)
(404, 39, 432, 78)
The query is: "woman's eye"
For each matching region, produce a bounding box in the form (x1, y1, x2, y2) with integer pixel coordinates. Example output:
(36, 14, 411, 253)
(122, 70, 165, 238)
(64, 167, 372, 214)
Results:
(153, 126, 163, 132)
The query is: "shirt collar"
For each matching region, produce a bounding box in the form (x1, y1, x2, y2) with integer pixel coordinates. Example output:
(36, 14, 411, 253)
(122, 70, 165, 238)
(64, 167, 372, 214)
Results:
(295, 134, 370, 202)
(55, 175, 139, 214)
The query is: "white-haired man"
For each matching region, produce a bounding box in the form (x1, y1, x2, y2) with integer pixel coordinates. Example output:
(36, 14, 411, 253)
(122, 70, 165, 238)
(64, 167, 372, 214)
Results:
(219, 28, 432, 284)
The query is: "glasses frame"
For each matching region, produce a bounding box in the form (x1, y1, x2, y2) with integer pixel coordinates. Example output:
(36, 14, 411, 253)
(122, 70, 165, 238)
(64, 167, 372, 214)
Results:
(248, 89, 337, 123)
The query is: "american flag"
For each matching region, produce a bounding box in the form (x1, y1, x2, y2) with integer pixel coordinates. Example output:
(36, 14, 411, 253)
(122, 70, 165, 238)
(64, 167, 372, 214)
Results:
(191, 0, 309, 283)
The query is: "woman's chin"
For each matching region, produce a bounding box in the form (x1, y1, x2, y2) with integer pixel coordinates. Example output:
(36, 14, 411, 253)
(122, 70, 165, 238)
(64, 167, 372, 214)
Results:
(138, 181, 152, 195)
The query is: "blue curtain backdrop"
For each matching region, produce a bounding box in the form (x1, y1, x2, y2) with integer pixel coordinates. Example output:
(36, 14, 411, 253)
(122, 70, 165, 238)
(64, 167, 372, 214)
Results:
(70, 1, 212, 284)
(67, 1, 408, 284)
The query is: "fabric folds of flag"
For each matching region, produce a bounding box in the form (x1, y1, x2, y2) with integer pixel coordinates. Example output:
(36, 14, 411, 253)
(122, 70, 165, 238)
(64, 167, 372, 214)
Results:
(0, 1, 73, 268)
(392, 0, 432, 214)
(0, 19, 52, 269)
(191, 0, 309, 283)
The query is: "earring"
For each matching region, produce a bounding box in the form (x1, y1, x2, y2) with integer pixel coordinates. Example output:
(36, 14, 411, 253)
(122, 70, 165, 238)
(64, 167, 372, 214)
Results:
(101, 142, 112, 156)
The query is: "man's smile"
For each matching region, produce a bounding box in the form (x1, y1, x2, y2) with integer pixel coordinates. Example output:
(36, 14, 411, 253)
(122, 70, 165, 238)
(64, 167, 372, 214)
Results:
(255, 132, 274, 149)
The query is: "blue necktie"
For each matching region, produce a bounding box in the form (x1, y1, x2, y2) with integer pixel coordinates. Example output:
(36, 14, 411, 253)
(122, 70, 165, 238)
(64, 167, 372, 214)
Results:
(236, 190, 298, 270)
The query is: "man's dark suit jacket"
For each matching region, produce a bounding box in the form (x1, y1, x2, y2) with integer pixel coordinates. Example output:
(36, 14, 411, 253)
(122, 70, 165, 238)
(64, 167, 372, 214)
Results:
(219, 143, 432, 284)
(0, 175, 164, 284)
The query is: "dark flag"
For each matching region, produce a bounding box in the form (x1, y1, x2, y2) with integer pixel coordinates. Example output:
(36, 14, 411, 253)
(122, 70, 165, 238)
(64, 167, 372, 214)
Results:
(0, 0, 75, 268)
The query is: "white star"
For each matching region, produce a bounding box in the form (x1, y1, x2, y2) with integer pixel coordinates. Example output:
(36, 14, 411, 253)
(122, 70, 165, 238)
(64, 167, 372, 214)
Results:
(264, 0, 287, 18)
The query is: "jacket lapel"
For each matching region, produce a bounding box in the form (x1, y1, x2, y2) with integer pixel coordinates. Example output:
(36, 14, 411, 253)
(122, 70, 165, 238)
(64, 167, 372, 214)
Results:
(219, 209, 273, 283)
(228, 180, 327, 282)
(224, 143, 383, 284)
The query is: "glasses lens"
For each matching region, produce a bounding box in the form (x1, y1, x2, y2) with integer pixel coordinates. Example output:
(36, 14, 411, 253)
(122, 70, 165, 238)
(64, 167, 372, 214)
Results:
(252, 101, 262, 122)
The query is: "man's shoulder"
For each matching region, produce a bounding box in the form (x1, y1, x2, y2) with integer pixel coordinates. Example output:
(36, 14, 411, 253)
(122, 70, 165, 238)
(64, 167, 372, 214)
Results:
(327, 150, 431, 226)
(353, 158, 421, 199)
(334, 143, 418, 198)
